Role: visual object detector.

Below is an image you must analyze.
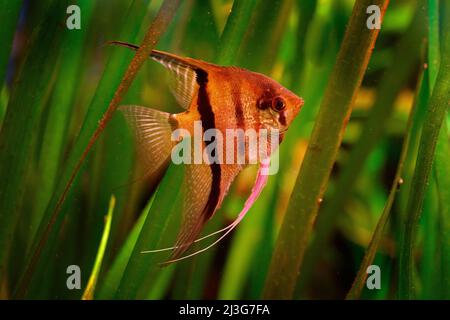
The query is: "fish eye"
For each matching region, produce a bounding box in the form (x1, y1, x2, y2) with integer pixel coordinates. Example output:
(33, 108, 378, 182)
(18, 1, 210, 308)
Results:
(257, 98, 271, 110)
(272, 96, 286, 112)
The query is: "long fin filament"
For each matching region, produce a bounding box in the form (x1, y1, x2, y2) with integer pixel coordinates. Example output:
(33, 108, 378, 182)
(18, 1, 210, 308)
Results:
(140, 222, 235, 253)
(145, 161, 270, 265)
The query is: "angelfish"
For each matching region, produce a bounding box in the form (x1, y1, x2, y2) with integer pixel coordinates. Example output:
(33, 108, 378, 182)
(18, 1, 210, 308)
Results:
(111, 41, 304, 264)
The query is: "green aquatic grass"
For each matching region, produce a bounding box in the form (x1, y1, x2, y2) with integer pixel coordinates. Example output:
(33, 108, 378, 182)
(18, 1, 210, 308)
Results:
(15, 0, 181, 298)
(296, 1, 426, 296)
(346, 66, 427, 299)
(31, 0, 96, 250)
(399, 1, 450, 299)
(239, 0, 294, 74)
(263, 0, 389, 299)
(0, 0, 69, 293)
(0, 0, 448, 300)
(417, 0, 442, 299)
(217, 0, 257, 65)
(427, 0, 450, 300)
(96, 195, 153, 299)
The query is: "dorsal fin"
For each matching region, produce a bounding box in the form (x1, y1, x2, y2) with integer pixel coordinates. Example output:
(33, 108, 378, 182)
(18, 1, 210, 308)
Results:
(109, 41, 207, 109)
(150, 50, 200, 109)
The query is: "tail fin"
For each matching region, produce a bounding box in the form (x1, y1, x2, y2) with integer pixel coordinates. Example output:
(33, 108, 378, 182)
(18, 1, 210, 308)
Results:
(119, 105, 174, 186)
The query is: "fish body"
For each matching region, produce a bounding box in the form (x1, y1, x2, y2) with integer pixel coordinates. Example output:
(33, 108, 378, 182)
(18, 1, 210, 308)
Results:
(113, 42, 304, 261)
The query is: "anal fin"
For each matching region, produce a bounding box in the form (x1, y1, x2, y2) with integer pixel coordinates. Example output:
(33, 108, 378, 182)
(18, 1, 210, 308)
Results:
(167, 163, 242, 262)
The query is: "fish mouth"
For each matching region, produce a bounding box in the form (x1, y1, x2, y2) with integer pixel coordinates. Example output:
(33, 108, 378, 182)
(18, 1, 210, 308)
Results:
(298, 97, 305, 107)
(273, 125, 288, 134)
(267, 127, 288, 136)
(261, 122, 288, 134)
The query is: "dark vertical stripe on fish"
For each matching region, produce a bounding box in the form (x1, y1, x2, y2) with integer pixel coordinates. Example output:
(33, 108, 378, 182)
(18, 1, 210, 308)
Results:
(196, 68, 221, 220)
(279, 111, 287, 126)
(231, 83, 245, 129)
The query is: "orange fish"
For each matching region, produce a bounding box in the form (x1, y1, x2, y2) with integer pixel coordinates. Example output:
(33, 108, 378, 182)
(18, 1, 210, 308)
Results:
(111, 41, 304, 263)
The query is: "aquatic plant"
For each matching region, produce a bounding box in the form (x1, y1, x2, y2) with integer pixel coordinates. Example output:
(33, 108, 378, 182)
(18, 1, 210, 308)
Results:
(0, 0, 448, 300)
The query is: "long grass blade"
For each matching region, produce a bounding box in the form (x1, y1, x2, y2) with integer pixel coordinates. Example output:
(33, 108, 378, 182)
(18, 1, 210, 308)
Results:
(82, 195, 115, 300)
(398, 2, 450, 299)
(238, 0, 294, 74)
(115, 164, 184, 299)
(435, 122, 450, 299)
(96, 194, 154, 299)
(217, 0, 257, 66)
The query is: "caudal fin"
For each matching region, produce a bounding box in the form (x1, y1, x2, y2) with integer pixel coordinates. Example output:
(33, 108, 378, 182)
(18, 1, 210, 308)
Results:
(119, 105, 174, 185)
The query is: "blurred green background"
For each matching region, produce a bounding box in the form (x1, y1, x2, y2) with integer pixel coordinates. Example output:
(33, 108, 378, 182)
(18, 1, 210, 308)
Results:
(0, 0, 449, 299)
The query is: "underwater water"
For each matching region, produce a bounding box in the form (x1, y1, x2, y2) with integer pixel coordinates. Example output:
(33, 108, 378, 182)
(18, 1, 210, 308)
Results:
(0, 0, 449, 302)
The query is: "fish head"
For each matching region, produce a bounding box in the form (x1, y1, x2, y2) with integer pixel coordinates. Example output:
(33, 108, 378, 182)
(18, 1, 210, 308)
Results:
(248, 72, 304, 133)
